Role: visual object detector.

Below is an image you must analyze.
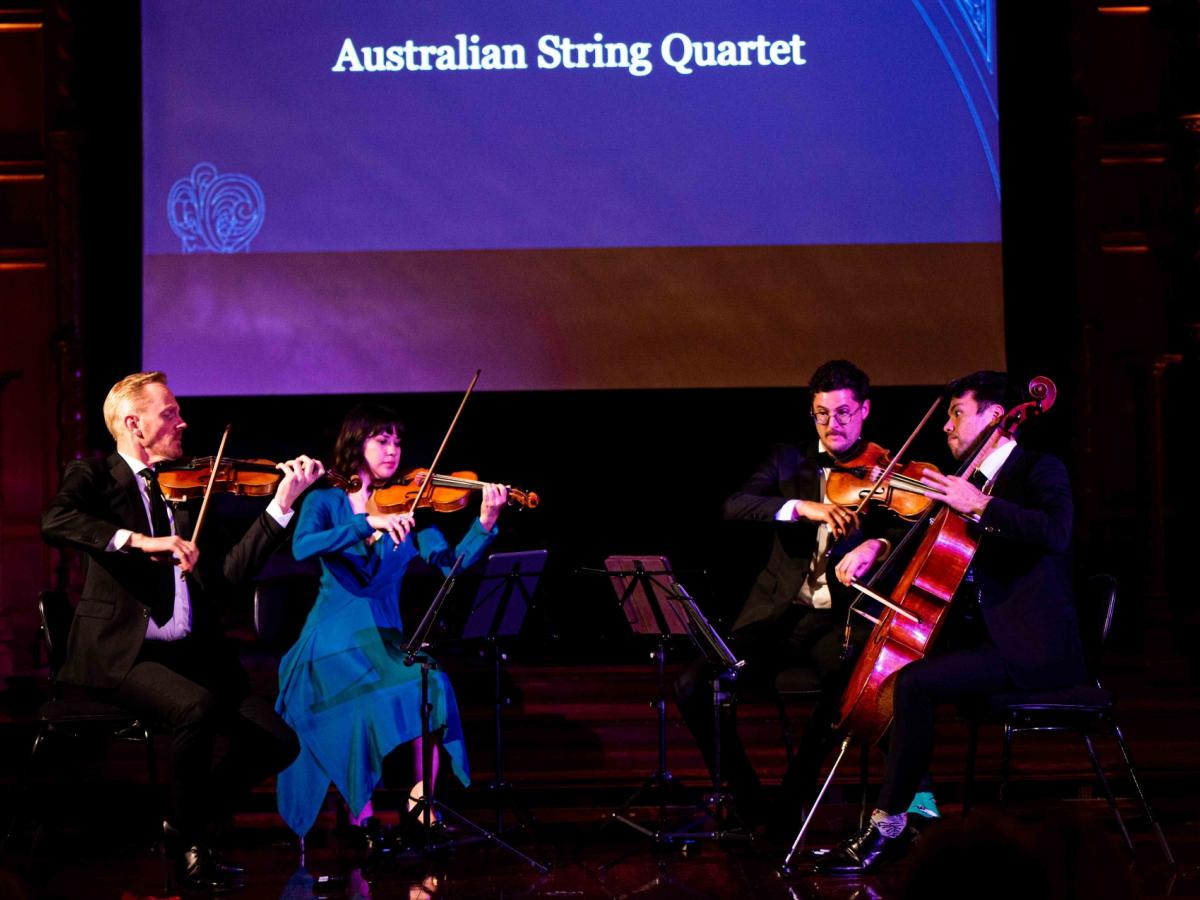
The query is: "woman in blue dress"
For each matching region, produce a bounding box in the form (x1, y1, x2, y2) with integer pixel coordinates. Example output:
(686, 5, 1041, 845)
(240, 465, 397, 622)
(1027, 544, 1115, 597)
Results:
(274, 403, 506, 843)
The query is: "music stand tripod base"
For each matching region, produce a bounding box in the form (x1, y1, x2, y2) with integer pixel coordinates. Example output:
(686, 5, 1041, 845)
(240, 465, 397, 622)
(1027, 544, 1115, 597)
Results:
(461, 550, 549, 845)
(399, 555, 550, 873)
(598, 556, 753, 847)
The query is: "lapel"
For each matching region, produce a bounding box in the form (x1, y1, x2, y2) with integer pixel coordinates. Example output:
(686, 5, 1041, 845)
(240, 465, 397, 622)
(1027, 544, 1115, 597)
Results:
(108, 452, 152, 534)
(987, 444, 1025, 500)
(794, 442, 823, 502)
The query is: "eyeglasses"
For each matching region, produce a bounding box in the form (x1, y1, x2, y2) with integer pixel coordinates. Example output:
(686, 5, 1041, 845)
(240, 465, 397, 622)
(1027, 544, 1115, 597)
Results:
(810, 405, 863, 426)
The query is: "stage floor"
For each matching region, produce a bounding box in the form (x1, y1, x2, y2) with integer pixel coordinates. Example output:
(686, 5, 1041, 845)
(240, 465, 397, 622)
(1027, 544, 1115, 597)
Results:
(2, 658, 1198, 898)
(2, 790, 1197, 898)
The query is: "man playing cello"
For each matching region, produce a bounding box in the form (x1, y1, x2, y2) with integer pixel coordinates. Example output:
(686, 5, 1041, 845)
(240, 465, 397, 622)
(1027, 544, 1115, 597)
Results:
(818, 370, 1087, 873)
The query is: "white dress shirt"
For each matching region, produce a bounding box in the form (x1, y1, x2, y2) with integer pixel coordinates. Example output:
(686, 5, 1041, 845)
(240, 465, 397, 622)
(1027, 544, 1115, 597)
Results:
(107, 451, 294, 640)
(774, 442, 835, 609)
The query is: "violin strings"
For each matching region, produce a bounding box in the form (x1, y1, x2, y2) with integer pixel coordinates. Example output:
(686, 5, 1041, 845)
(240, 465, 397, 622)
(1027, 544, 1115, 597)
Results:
(430, 475, 484, 488)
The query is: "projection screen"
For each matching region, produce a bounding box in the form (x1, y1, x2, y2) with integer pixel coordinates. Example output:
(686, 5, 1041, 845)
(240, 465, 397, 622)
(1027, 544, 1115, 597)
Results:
(142, 0, 1003, 394)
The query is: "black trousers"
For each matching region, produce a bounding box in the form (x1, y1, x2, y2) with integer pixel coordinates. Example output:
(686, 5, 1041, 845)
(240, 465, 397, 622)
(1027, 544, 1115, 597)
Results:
(109, 633, 299, 845)
(674, 606, 862, 812)
(875, 642, 1012, 815)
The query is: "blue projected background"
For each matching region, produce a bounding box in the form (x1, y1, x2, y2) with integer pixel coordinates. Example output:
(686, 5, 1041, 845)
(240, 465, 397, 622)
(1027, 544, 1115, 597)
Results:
(142, 0, 1004, 394)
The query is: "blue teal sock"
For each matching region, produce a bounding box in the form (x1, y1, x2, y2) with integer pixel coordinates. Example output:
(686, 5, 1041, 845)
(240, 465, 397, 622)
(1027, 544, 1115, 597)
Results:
(906, 791, 940, 818)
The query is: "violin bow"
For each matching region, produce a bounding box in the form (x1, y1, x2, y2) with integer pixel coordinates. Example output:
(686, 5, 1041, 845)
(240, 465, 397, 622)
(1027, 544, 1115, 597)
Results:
(412, 369, 481, 512)
(840, 390, 945, 639)
(372, 369, 481, 546)
(850, 395, 942, 516)
(189, 423, 231, 547)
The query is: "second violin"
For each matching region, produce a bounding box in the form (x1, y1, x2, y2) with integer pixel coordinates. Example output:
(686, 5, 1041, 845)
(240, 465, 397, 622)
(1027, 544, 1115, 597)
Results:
(370, 468, 539, 514)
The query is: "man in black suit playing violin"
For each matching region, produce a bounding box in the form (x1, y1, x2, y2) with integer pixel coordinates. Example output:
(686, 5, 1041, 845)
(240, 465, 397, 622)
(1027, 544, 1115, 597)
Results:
(41, 371, 324, 891)
(675, 359, 900, 829)
(818, 370, 1087, 874)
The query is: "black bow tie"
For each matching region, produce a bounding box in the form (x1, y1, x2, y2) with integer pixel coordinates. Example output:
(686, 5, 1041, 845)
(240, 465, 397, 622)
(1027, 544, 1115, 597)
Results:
(815, 452, 838, 470)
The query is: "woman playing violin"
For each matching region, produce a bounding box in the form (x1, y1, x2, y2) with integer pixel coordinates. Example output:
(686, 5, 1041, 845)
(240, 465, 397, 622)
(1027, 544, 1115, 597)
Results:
(273, 402, 508, 851)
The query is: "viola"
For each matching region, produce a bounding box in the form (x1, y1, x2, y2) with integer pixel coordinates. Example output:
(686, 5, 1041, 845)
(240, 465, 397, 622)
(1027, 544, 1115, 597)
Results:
(369, 468, 539, 514)
(826, 442, 943, 521)
(157, 456, 360, 503)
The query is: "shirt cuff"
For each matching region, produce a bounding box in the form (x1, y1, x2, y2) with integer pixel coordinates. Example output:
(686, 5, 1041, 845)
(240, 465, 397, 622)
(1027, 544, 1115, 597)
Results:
(108, 528, 133, 552)
(776, 500, 801, 522)
(265, 499, 295, 528)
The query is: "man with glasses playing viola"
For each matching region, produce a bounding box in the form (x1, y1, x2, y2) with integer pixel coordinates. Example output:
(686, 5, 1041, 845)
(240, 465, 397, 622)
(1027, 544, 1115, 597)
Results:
(675, 359, 907, 834)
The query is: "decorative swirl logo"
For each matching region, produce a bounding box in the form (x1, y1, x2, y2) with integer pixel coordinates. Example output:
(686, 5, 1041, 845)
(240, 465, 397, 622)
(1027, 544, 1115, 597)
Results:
(167, 163, 265, 253)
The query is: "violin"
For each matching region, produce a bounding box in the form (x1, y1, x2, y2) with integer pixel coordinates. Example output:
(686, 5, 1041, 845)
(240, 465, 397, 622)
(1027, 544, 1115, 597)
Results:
(369, 468, 539, 515)
(156, 456, 360, 503)
(825, 442, 943, 521)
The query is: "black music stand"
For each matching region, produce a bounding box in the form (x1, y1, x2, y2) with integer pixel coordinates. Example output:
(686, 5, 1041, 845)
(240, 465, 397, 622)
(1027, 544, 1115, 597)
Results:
(599, 556, 749, 847)
(460, 550, 547, 845)
(398, 556, 548, 873)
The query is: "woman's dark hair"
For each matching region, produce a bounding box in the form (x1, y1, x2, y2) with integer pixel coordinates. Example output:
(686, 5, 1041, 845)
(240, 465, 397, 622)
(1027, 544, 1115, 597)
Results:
(332, 402, 405, 482)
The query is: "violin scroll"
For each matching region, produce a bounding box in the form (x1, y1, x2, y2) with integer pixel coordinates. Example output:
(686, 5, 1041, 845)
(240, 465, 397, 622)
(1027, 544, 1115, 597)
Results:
(505, 486, 540, 509)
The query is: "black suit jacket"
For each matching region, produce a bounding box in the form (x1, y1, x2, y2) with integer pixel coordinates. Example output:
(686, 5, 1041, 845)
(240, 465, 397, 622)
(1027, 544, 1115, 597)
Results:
(971, 445, 1086, 689)
(723, 442, 896, 633)
(41, 452, 288, 689)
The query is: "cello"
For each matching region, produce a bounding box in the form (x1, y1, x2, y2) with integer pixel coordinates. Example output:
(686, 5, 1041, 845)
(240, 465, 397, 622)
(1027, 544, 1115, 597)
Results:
(782, 375, 1057, 867)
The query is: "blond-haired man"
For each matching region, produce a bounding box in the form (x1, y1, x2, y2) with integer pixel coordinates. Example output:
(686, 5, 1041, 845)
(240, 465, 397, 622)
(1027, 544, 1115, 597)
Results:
(42, 372, 324, 891)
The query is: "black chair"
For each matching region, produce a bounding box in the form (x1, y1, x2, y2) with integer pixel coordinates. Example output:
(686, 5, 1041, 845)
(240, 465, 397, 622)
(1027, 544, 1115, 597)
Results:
(251, 576, 318, 851)
(3, 590, 165, 883)
(253, 575, 318, 654)
(961, 574, 1174, 863)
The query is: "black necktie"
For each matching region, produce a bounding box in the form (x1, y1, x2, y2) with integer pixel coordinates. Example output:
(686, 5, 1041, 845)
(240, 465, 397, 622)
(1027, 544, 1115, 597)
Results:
(140, 467, 176, 625)
(141, 467, 172, 537)
(969, 469, 989, 490)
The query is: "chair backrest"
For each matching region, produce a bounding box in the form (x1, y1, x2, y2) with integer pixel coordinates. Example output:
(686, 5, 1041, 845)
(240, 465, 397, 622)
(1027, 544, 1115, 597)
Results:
(253, 576, 318, 653)
(1078, 573, 1118, 677)
(37, 589, 73, 676)
(1089, 573, 1118, 649)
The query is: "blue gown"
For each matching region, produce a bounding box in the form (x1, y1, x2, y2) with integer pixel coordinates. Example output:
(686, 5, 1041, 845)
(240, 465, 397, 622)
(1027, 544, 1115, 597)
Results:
(275, 487, 496, 836)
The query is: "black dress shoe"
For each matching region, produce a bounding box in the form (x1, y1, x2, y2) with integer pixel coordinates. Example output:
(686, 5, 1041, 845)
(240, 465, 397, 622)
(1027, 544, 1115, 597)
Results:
(815, 823, 911, 875)
(179, 844, 246, 893)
